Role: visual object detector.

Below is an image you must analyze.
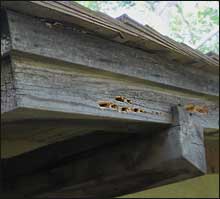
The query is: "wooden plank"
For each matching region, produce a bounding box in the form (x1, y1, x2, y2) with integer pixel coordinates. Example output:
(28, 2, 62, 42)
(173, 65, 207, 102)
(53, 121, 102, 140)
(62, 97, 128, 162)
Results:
(1, 113, 169, 158)
(2, 1, 218, 68)
(2, 106, 207, 197)
(2, 132, 135, 178)
(31, 1, 220, 67)
(6, 10, 219, 96)
(117, 14, 218, 69)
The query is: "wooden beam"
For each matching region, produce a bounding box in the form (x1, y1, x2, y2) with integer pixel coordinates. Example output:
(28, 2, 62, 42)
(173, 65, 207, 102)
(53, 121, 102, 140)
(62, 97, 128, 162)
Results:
(1, 51, 218, 157)
(1, 115, 169, 158)
(2, 106, 207, 197)
(2, 131, 135, 178)
(6, 53, 220, 129)
(1, 9, 218, 158)
(5, 10, 219, 96)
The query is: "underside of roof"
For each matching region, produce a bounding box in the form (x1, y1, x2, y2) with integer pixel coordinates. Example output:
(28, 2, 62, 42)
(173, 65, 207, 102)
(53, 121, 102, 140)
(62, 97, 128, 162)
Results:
(1, 1, 219, 72)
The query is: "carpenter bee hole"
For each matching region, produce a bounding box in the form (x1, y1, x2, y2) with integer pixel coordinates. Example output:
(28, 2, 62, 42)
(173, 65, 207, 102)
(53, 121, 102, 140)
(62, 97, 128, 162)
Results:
(121, 107, 129, 112)
(98, 101, 112, 108)
(115, 96, 125, 102)
(127, 99, 132, 104)
(133, 108, 139, 112)
(115, 96, 132, 104)
(110, 104, 118, 109)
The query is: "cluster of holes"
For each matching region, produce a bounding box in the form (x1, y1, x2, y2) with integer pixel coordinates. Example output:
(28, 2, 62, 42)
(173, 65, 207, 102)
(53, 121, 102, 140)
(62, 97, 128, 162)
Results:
(98, 96, 149, 114)
(98, 101, 146, 113)
(184, 104, 208, 114)
(98, 95, 165, 116)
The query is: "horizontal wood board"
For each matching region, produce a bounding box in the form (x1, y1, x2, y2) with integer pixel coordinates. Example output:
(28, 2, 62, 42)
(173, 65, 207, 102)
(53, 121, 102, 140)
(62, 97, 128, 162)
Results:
(5, 10, 219, 97)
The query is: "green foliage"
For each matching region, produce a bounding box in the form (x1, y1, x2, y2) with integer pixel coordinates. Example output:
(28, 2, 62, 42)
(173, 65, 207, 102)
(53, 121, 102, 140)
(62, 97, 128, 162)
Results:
(169, 2, 219, 54)
(75, 1, 99, 10)
(117, 1, 135, 8)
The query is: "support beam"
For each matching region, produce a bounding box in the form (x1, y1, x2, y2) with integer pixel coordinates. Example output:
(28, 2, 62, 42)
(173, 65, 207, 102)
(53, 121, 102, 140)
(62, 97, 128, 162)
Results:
(6, 9, 219, 96)
(2, 106, 207, 197)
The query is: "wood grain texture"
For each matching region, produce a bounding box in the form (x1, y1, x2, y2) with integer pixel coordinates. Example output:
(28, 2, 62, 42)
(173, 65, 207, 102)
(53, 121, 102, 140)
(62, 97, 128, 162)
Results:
(1, 57, 16, 114)
(10, 53, 219, 129)
(1, 52, 218, 157)
(6, 10, 219, 96)
(1, 7, 218, 160)
(2, 1, 219, 68)
(2, 107, 207, 197)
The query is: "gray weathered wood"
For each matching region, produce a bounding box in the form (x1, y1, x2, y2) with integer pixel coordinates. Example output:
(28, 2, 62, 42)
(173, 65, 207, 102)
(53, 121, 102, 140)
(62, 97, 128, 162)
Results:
(1, 9, 218, 160)
(6, 10, 219, 96)
(1, 37, 11, 57)
(1, 57, 16, 114)
(10, 53, 220, 128)
(2, 106, 207, 197)
(2, 1, 219, 69)
(1, 52, 218, 157)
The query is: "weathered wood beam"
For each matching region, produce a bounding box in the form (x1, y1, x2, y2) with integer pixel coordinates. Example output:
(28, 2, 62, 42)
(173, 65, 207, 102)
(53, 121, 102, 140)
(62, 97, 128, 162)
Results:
(2, 131, 135, 178)
(1, 115, 169, 158)
(1, 10, 218, 158)
(5, 10, 219, 96)
(2, 106, 207, 197)
(1, 52, 218, 157)
(2, 1, 219, 68)
(3, 53, 218, 129)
